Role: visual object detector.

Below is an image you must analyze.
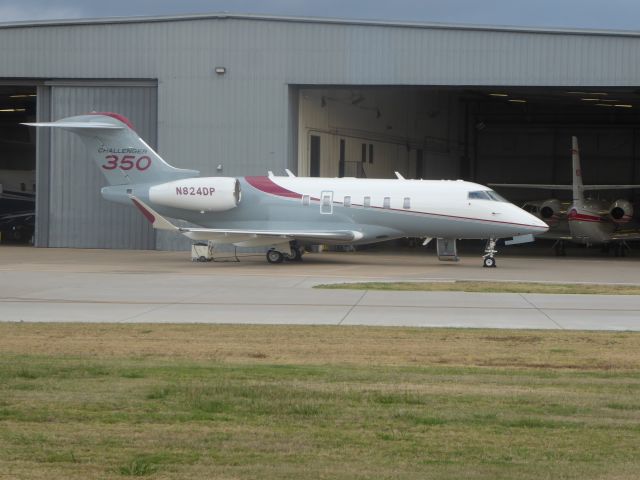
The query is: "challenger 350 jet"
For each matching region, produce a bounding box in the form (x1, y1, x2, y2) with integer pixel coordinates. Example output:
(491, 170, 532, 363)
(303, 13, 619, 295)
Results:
(25, 113, 547, 267)
(491, 136, 640, 256)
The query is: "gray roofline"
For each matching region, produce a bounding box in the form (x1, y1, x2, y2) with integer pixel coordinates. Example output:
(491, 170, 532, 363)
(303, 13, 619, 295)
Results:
(1, 11, 640, 38)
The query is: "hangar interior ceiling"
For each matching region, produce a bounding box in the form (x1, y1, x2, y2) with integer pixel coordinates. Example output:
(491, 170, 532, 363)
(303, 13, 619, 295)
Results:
(297, 86, 640, 205)
(0, 86, 36, 244)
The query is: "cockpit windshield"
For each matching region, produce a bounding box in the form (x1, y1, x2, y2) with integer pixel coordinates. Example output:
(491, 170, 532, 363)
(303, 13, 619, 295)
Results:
(486, 190, 508, 202)
(468, 190, 508, 202)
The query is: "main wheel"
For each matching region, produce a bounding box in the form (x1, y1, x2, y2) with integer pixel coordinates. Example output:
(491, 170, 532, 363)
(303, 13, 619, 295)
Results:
(266, 249, 284, 264)
(483, 257, 496, 268)
(286, 247, 303, 262)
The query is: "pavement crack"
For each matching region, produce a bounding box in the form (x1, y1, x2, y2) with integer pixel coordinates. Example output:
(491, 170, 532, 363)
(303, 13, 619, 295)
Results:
(338, 290, 368, 325)
(519, 293, 564, 329)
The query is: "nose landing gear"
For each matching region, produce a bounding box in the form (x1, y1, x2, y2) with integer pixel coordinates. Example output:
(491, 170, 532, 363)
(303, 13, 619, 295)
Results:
(482, 238, 498, 268)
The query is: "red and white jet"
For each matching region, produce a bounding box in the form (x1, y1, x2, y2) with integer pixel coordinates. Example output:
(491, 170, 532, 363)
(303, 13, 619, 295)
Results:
(492, 136, 640, 256)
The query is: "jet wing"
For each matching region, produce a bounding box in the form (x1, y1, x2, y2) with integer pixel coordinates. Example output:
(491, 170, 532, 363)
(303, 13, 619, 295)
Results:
(609, 231, 640, 241)
(129, 196, 363, 245)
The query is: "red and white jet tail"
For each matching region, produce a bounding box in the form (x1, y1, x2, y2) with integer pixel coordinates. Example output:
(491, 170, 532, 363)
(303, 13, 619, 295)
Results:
(571, 136, 585, 205)
(23, 112, 199, 186)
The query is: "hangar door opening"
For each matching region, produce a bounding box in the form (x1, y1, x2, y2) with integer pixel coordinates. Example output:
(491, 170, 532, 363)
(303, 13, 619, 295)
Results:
(0, 86, 36, 245)
(296, 87, 465, 181)
(296, 86, 640, 199)
(41, 84, 157, 249)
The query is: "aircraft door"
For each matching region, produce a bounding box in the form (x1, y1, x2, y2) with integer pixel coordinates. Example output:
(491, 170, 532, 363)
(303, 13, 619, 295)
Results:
(320, 190, 333, 214)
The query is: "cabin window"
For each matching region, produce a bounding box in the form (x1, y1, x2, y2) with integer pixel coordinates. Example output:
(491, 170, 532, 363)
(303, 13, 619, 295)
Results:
(363, 196, 371, 208)
(302, 195, 310, 206)
(344, 196, 351, 207)
(403, 197, 411, 209)
(383, 197, 391, 209)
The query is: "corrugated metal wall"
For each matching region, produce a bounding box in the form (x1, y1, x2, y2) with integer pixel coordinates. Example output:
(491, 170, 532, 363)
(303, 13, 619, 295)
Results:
(2, 16, 640, 248)
(47, 85, 157, 249)
(2, 17, 640, 184)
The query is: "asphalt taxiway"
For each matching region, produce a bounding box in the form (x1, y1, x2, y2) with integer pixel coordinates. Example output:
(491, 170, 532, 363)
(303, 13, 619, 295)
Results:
(1, 246, 639, 330)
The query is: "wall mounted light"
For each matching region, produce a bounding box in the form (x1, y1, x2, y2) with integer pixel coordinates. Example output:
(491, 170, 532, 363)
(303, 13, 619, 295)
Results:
(214, 66, 226, 75)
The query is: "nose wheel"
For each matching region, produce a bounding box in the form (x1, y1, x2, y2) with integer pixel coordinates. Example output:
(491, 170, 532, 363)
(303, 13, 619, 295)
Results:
(482, 238, 498, 268)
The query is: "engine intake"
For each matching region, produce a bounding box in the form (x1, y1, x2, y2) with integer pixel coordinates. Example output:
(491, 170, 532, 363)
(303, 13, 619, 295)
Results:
(610, 199, 633, 224)
(149, 177, 241, 212)
(539, 199, 562, 226)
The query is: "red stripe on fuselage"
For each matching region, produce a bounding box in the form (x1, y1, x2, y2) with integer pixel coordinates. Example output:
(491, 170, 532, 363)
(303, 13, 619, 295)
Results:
(568, 209, 602, 223)
(245, 176, 303, 199)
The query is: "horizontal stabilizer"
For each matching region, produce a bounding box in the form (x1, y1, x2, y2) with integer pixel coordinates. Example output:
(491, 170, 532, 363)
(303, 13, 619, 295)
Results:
(22, 121, 123, 129)
(490, 183, 572, 190)
(583, 185, 640, 190)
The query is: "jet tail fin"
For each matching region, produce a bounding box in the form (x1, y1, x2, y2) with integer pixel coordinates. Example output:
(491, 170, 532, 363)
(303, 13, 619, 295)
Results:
(571, 136, 584, 204)
(23, 113, 199, 186)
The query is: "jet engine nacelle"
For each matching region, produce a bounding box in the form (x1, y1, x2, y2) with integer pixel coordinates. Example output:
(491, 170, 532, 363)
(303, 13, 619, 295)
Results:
(149, 177, 241, 212)
(539, 199, 562, 226)
(609, 199, 633, 224)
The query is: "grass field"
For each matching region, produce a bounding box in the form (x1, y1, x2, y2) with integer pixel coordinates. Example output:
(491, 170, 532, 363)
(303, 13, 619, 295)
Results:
(315, 280, 640, 295)
(2, 323, 640, 479)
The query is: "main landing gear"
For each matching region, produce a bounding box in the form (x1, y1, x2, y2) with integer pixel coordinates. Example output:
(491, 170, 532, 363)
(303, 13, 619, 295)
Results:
(266, 241, 304, 264)
(553, 240, 566, 257)
(482, 238, 498, 268)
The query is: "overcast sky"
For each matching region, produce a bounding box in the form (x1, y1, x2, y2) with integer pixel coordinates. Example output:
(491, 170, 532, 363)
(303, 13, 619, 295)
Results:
(1, 0, 639, 31)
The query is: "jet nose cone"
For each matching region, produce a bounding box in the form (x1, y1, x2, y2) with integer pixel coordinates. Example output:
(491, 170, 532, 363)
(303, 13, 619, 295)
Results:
(526, 213, 549, 233)
(534, 216, 549, 232)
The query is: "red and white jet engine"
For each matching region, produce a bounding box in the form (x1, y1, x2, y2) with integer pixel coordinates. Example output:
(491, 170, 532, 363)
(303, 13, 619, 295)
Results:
(539, 199, 563, 226)
(149, 177, 241, 212)
(609, 199, 633, 224)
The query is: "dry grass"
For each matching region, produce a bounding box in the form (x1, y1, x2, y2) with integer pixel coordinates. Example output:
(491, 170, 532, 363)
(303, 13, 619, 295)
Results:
(0, 323, 638, 370)
(2, 324, 640, 479)
(315, 280, 640, 295)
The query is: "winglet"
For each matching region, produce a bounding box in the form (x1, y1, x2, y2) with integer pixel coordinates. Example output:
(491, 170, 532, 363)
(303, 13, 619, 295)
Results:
(129, 195, 178, 231)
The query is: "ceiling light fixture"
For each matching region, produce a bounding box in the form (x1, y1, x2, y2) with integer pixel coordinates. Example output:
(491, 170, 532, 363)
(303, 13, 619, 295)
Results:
(567, 91, 608, 96)
(508, 99, 527, 103)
